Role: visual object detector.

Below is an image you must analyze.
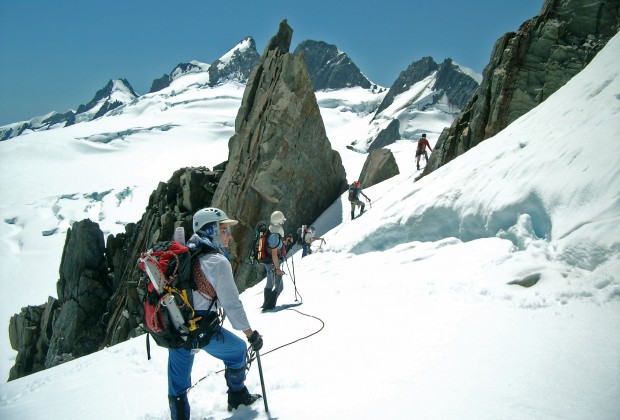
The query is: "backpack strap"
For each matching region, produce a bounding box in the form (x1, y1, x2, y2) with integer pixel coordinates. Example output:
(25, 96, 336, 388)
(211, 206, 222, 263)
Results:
(192, 259, 217, 301)
(189, 242, 218, 289)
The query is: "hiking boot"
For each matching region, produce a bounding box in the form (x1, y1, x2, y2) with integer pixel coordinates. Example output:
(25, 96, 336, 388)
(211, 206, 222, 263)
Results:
(261, 289, 278, 312)
(227, 387, 262, 411)
(261, 289, 270, 309)
(168, 394, 190, 420)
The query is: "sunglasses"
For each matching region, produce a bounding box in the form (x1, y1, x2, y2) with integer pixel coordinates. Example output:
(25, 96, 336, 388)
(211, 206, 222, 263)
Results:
(221, 227, 231, 235)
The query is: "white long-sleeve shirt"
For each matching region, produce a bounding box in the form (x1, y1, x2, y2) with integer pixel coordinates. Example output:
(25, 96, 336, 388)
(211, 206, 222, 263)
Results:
(192, 252, 251, 331)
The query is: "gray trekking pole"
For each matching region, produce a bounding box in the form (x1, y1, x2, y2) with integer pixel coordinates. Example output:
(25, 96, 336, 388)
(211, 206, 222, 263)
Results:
(285, 257, 300, 302)
(256, 350, 269, 412)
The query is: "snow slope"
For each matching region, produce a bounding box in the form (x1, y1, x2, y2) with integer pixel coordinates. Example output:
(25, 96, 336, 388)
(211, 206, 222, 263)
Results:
(0, 33, 618, 420)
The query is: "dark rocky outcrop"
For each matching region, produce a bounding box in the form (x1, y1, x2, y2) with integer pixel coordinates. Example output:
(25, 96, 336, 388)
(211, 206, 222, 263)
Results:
(367, 119, 401, 152)
(149, 73, 173, 93)
(0, 123, 29, 141)
(41, 110, 76, 127)
(424, 0, 620, 175)
(8, 219, 110, 380)
(8, 297, 58, 380)
(101, 166, 225, 347)
(293, 40, 373, 90)
(433, 59, 481, 109)
(358, 149, 400, 188)
(8, 166, 225, 379)
(47, 219, 110, 366)
(211, 20, 348, 290)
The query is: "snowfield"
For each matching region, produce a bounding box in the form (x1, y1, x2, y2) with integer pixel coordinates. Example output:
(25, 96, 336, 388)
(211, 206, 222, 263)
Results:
(0, 32, 618, 420)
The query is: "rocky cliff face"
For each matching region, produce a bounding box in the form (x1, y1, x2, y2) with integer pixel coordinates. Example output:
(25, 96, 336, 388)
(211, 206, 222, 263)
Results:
(9, 219, 110, 380)
(212, 20, 348, 290)
(293, 40, 373, 90)
(433, 59, 482, 109)
(101, 166, 225, 348)
(424, 0, 620, 175)
(367, 119, 400, 152)
(8, 166, 225, 379)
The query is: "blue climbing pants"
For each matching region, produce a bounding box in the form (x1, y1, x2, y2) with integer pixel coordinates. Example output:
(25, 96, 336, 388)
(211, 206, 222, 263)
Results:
(167, 325, 247, 397)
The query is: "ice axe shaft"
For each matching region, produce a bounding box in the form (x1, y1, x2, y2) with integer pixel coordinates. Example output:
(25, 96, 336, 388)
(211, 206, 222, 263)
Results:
(256, 350, 269, 412)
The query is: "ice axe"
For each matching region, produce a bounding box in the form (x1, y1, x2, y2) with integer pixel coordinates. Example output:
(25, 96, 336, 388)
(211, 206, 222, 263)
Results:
(256, 350, 269, 412)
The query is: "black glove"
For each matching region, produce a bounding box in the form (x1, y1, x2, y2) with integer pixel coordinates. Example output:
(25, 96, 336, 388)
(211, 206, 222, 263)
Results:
(248, 330, 263, 351)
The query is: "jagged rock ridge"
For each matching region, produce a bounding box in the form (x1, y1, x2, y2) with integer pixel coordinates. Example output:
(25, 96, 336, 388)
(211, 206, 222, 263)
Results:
(293, 40, 373, 90)
(211, 19, 348, 290)
(424, 0, 620, 175)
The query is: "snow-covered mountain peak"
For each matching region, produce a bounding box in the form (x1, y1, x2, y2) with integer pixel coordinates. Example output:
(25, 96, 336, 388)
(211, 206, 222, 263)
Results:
(170, 61, 210, 79)
(218, 36, 255, 68)
(452, 61, 483, 84)
(208, 36, 259, 87)
(74, 78, 138, 122)
(107, 79, 139, 103)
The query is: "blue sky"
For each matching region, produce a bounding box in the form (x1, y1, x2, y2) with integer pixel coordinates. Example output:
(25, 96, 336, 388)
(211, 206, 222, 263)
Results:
(0, 0, 543, 125)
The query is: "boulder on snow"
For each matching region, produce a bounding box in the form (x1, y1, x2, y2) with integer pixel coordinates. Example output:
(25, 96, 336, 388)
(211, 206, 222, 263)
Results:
(358, 148, 400, 189)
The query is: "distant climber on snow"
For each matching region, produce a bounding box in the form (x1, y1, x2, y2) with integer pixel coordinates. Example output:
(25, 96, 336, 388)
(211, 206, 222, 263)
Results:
(301, 226, 325, 257)
(416, 133, 433, 170)
(348, 181, 371, 220)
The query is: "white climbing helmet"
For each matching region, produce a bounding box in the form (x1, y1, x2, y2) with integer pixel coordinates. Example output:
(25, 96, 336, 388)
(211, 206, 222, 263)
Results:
(270, 210, 286, 225)
(193, 207, 238, 233)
